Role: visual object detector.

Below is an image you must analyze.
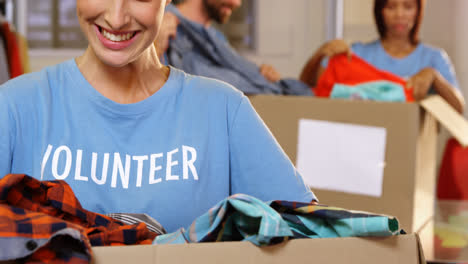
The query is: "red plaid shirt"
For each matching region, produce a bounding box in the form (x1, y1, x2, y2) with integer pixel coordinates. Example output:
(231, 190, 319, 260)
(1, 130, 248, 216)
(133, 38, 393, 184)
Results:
(0, 174, 157, 263)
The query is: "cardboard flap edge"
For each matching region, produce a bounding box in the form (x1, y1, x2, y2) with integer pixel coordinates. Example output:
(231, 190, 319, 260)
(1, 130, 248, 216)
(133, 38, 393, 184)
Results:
(420, 95, 468, 147)
(413, 233, 427, 264)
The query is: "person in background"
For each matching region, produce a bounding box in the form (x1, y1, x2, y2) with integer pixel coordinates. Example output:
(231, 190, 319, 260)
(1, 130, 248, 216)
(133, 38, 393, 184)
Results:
(155, 0, 313, 95)
(300, 0, 465, 113)
(0, 0, 316, 233)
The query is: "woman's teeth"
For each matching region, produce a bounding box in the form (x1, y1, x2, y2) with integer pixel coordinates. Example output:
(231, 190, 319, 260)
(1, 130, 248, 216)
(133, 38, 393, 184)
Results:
(101, 28, 134, 42)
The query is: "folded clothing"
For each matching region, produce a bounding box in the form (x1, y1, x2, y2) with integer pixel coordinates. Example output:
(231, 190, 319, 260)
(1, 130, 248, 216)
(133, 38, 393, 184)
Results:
(154, 193, 401, 247)
(330, 81, 407, 102)
(154, 193, 292, 246)
(269, 200, 401, 238)
(315, 54, 414, 102)
(0, 174, 157, 264)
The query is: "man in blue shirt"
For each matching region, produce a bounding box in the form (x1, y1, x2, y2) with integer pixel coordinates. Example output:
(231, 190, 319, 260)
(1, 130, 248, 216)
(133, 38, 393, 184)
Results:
(156, 0, 312, 95)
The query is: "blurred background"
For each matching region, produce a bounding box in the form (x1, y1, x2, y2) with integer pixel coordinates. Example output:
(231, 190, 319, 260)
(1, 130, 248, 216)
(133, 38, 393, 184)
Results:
(2, 0, 466, 117)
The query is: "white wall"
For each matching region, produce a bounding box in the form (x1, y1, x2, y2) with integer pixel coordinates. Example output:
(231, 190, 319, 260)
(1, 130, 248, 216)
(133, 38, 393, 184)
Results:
(343, 0, 375, 43)
(453, 0, 468, 113)
(420, 0, 456, 61)
(241, 0, 327, 78)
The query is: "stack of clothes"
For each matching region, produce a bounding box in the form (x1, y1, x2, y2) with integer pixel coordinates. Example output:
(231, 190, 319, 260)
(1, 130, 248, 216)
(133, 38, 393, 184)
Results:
(0, 174, 164, 263)
(315, 54, 414, 102)
(0, 174, 403, 263)
(154, 193, 402, 246)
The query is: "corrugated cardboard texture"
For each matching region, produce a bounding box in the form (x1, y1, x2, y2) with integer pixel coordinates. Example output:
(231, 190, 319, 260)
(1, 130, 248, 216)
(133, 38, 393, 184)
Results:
(91, 234, 424, 264)
(248, 95, 432, 233)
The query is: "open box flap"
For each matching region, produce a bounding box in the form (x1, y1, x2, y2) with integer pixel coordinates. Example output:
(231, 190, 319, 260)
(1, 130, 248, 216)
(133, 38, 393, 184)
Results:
(420, 95, 468, 147)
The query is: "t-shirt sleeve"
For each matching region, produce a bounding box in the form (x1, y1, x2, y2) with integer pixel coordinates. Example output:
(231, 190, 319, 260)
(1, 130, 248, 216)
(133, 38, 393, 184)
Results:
(432, 49, 460, 90)
(0, 92, 13, 178)
(228, 96, 317, 203)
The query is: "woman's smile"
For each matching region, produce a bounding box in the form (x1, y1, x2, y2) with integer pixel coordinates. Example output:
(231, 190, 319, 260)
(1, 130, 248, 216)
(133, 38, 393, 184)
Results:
(94, 24, 140, 50)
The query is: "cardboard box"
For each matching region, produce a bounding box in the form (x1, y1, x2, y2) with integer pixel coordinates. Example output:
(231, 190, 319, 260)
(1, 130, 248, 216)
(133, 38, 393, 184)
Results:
(91, 234, 425, 264)
(248, 95, 468, 233)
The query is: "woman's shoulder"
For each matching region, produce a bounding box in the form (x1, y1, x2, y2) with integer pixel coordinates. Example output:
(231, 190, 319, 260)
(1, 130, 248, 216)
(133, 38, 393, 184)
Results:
(0, 61, 71, 90)
(167, 67, 247, 117)
(170, 67, 245, 100)
(417, 42, 449, 57)
(0, 60, 75, 98)
(351, 39, 381, 56)
(0, 70, 47, 103)
(351, 39, 380, 50)
(412, 42, 454, 67)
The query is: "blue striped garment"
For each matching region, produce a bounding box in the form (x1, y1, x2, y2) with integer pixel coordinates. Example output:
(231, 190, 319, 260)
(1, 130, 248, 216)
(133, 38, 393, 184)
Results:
(154, 194, 401, 246)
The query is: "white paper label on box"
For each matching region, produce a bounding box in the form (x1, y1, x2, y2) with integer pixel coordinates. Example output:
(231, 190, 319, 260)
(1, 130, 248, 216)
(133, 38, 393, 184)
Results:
(296, 119, 387, 197)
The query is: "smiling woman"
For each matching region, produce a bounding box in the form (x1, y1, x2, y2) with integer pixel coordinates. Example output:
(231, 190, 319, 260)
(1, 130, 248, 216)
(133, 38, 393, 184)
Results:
(300, 0, 465, 114)
(76, 0, 167, 70)
(0, 0, 317, 233)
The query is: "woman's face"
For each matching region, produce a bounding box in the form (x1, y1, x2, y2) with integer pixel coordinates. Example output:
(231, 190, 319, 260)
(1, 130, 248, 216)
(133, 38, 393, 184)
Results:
(382, 0, 418, 39)
(77, 0, 169, 67)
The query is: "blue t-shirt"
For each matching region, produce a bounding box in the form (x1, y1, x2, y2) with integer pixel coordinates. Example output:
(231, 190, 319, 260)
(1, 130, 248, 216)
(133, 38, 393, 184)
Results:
(351, 40, 460, 89)
(0, 60, 315, 232)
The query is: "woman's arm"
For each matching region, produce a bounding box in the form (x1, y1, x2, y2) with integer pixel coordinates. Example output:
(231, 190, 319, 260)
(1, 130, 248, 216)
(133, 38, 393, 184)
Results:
(229, 96, 317, 203)
(408, 68, 465, 114)
(433, 50, 466, 114)
(432, 70, 465, 113)
(299, 50, 326, 87)
(299, 39, 352, 87)
(0, 93, 13, 178)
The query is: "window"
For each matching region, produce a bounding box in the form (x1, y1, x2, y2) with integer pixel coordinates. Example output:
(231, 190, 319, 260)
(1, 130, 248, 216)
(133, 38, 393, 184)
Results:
(11, 0, 87, 49)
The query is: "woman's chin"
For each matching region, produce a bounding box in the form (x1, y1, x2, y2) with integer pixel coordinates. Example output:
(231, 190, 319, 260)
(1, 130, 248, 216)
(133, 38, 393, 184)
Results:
(388, 28, 412, 39)
(96, 53, 134, 68)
